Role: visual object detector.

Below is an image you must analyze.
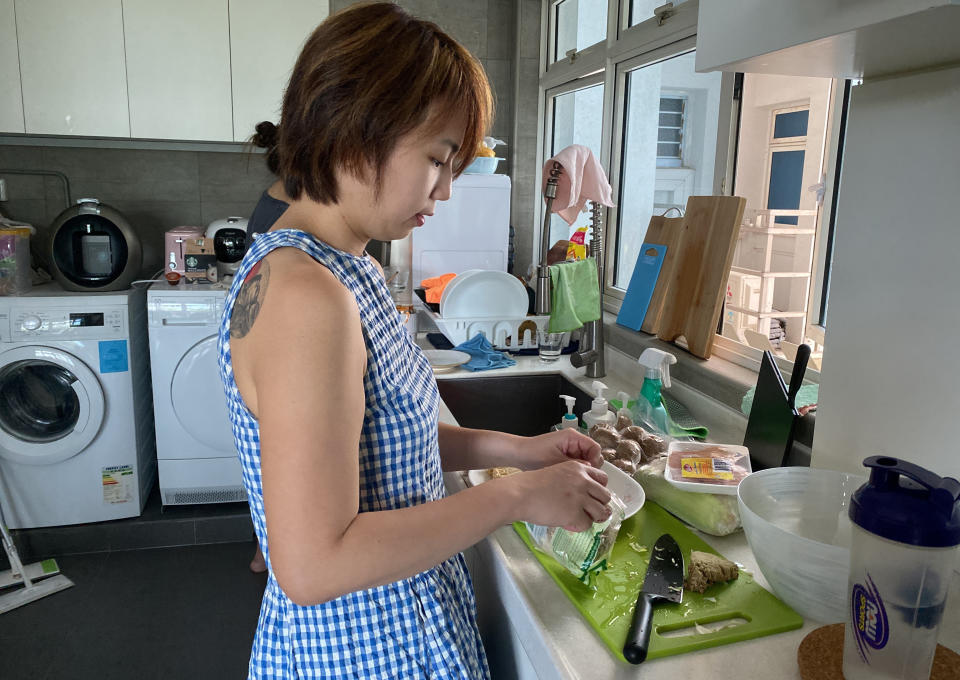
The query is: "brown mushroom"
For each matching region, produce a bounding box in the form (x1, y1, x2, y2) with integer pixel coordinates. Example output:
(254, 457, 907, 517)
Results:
(615, 439, 643, 465)
(612, 458, 637, 475)
(619, 425, 647, 443)
(589, 423, 621, 449)
(615, 412, 633, 431)
(639, 434, 667, 460)
(601, 447, 618, 462)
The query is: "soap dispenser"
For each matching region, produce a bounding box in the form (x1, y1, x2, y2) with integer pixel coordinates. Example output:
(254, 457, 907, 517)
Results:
(616, 391, 633, 428)
(636, 348, 677, 434)
(582, 380, 617, 430)
(557, 395, 580, 430)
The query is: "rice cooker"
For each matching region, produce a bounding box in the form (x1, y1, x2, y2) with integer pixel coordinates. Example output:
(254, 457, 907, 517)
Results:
(47, 198, 142, 291)
(205, 217, 248, 276)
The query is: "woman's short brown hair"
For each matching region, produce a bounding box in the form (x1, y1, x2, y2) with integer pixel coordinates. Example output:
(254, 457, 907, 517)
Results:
(252, 2, 493, 204)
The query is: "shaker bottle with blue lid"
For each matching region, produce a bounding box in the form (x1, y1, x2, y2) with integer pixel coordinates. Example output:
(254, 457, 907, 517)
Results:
(843, 456, 960, 680)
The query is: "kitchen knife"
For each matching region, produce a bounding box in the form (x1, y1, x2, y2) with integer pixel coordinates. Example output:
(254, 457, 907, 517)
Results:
(787, 343, 811, 407)
(623, 533, 684, 664)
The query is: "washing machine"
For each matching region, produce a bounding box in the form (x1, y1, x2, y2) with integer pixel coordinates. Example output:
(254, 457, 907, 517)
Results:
(147, 281, 244, 505)
(0, 283, 156, 528)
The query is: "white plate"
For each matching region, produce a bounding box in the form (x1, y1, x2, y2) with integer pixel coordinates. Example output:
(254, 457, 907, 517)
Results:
(435, 269, 482, 314)
(440, 270, 529, 319)
(663, 441, 752, 495)
(423, 349, 471, 373)
(465, 460, 645, 519)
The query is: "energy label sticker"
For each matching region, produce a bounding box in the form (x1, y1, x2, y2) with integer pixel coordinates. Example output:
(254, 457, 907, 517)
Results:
(102, 465, 134, 504)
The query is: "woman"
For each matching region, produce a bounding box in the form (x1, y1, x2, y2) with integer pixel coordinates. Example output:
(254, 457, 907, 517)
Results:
(219, 4, 612, 678)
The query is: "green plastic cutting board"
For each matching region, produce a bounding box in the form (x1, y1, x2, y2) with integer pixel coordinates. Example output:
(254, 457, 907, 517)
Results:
(514, 502, 803, 663)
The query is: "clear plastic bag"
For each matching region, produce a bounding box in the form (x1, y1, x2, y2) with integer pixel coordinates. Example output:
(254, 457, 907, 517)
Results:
(525, 493, 627, 584)
(635, 458, 742, 536)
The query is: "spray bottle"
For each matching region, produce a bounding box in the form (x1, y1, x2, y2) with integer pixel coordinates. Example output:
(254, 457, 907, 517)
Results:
(636, 348, 677, 434)
(582, 380, 616, 430)
(557, 395, 580, 430)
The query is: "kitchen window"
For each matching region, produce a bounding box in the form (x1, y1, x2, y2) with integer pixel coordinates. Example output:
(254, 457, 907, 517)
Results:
(537, 0, 845, 377)
(611, 48, 723, 288)
(550, 0, 608, 64)
(545, 78, 606, 247)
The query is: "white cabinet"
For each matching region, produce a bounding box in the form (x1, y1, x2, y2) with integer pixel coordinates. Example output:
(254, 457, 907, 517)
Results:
(229, 0, 330, 142)
(696, 0, 960, 80)
(0, 0, 24, 133)
(123, 0, 234, 141)
(17, 0, 130, 137)
(5, 0, 328, 142)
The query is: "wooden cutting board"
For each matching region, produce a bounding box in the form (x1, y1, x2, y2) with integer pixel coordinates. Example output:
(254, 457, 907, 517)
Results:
(657, 196, 746, 358)
(638, 214, 685, 334)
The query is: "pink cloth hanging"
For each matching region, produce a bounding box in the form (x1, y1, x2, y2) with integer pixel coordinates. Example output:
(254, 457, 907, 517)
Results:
(542, 145, 615, 226)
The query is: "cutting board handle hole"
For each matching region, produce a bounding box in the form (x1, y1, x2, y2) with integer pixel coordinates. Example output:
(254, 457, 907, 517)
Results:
(644, 247, 659, 257)
(658, 615, 751, 638)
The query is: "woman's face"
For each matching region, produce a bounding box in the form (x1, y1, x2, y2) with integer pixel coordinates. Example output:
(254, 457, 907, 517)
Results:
(336, 111, 469, 244)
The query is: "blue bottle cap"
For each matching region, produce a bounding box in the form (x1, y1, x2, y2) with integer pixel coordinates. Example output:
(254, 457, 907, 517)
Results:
(849, 456, 960, 548)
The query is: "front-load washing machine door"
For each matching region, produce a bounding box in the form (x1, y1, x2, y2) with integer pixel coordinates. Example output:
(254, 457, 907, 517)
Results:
(0, 346, 105, 465)
(170, 334, 234, 455)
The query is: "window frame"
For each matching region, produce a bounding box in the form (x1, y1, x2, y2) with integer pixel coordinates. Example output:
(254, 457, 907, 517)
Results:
(536, 0, 839, 379)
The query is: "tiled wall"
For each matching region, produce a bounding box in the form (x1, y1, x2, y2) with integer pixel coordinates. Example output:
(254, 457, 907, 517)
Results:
(0, 0, 543, 280)
(0, 145, 274, 279)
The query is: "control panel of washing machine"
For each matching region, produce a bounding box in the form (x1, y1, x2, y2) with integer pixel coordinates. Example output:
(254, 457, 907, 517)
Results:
(7, 306, 127, 341)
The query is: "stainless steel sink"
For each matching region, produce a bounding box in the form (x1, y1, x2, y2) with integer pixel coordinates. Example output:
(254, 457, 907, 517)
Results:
(436, 374, 592, 436)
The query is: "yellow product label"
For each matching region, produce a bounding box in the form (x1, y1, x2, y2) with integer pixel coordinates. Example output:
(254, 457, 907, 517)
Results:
(679, 457, 734, 481)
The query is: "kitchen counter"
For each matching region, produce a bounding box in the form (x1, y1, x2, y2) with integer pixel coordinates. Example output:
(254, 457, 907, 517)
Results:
(431, 344, 960, 679)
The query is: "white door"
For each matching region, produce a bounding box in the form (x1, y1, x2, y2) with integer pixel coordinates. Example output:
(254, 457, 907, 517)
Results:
(16, 0, 130, 136)
(228, 0, 330, 142)
(169, 335, 235, 457)
(123, 0, 234, 141)
(0, 346, 105, 465)
(0, 0, 24, 133)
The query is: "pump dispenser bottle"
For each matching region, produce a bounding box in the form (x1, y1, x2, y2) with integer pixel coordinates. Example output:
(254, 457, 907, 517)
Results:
(616, 391, 633, 426)
(558, 395, 580, 430)
(582, 380, 616, 430)
(636, 348, 677, 433)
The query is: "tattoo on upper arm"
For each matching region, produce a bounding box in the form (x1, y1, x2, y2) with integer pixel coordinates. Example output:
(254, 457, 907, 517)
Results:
(231, 259, 271, 339)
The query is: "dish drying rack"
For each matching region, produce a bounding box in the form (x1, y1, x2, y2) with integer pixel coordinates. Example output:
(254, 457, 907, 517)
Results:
(430, 311, 552, 351)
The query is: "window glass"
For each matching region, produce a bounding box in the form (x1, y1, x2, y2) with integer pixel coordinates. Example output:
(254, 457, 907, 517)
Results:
(726, 74, 835, 365)
(554, 0, 607, 62)
(629, 0, 689, 27)
(767, 150, 805, 225)
(547, 82, 605, 246)
(773, 110, 809, 138)
(614, 50, 722, 289)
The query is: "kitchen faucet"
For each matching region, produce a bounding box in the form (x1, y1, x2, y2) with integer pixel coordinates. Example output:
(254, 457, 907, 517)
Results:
(535, 164, 606, 378)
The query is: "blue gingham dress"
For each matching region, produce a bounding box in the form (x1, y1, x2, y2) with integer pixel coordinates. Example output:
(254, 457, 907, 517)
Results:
(218, 229, 489, 679)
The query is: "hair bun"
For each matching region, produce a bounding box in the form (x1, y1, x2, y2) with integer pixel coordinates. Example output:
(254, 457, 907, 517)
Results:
(253, 121, 279, 149)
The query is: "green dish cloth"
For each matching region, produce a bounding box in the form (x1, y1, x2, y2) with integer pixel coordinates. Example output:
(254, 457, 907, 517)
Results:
(609, 397, 709, 440)
(549, 258, 601, 332)
(661, 393, 709, 440)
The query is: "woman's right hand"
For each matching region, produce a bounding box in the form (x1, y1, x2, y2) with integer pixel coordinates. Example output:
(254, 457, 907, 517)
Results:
(503, 460, 612, 532)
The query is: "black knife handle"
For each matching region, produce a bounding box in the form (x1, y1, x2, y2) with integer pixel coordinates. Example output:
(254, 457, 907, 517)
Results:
(623, 592, 657, 664)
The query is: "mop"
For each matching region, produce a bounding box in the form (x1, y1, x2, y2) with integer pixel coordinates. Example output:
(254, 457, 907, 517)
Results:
(0, 483, 73, 613)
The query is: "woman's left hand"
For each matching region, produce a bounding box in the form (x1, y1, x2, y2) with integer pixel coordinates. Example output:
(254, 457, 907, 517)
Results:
(514, 428, 603, 471)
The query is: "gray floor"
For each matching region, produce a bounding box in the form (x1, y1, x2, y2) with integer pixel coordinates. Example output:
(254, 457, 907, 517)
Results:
(0, 541, 266, 680)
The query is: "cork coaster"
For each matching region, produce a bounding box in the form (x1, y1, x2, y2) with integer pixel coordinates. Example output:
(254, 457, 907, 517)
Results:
(798, 624, 960, 680)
